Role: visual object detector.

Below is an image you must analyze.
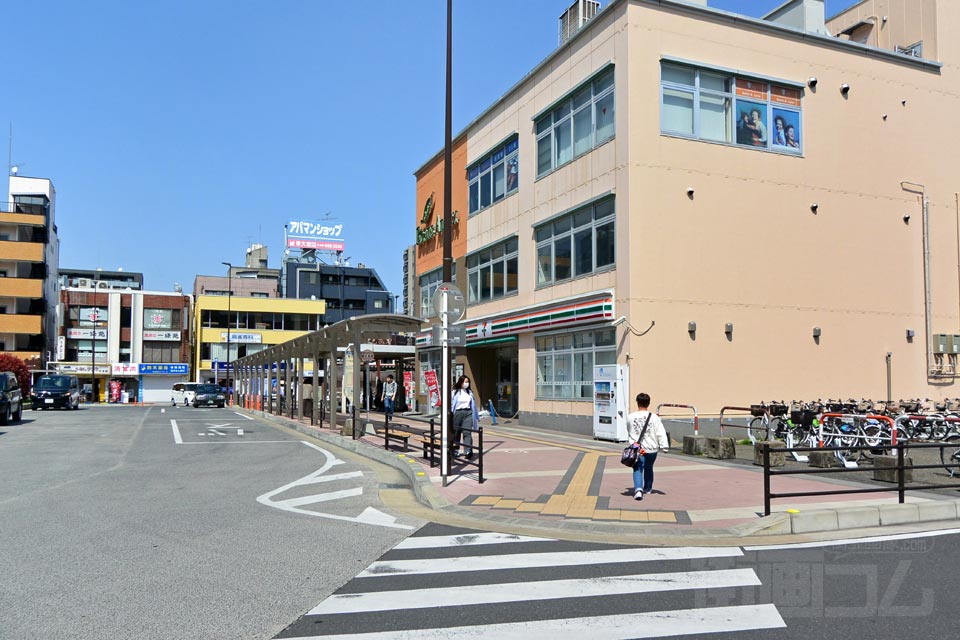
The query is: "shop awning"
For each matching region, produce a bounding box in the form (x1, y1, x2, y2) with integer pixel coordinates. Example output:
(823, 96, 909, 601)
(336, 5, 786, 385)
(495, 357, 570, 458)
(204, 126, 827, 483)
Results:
(467, 335, 518, 348)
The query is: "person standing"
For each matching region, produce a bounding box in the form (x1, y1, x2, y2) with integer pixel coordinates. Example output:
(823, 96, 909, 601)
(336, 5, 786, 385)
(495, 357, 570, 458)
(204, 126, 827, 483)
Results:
(451, 375, 479, 459)
(382, 374, 398, 420)
(628, 392, 670, 500)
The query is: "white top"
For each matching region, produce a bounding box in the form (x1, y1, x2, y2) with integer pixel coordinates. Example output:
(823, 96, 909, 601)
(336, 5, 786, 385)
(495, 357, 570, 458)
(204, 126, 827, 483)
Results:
(627, 411, 670, 453)
(452, 390, 473, 411)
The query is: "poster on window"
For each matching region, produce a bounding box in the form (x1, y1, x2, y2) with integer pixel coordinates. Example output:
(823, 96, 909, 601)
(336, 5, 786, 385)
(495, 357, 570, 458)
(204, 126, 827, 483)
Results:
(403, 371, 415, 410)
(735, 100, 768, 147)
(424, 369, 441, 408)
(771, 108, 801, 151)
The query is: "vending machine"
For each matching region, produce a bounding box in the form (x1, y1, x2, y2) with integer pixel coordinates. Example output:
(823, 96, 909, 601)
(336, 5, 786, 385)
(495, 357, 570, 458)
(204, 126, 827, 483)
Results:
(592, 364, 630, 442)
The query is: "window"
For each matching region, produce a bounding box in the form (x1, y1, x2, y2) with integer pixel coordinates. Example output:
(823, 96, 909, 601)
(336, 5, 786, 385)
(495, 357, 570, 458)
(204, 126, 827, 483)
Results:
(535, 328, 616, 399)
(467, 238, 519, 304)
(419, 265, 456, 318)
(535, 198, 615, 286)
(660, 62, 802, 154)
(469, 137, 519, 215)
(373, 299, 386, 309)
(143, 341, 180, 363)
(535, 67, 615, 178)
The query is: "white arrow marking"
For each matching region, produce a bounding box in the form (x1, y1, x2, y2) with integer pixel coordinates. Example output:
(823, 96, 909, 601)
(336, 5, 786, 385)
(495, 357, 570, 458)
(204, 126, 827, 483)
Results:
(233, 412, 254, 421)
(207, 423, 232, 429)
(209, 429, 225, 436)
(256, 445, 411, 530)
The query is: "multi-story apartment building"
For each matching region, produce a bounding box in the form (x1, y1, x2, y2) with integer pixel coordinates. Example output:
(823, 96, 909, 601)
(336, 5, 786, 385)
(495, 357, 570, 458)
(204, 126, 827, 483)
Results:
(0, 176, 60, 368)
(413, 0, 960, 433)
(59, 268, 144, 291)
(283, 259, 393, 322)
(56, 286, 191, 402)
(402, 245, 416, 316)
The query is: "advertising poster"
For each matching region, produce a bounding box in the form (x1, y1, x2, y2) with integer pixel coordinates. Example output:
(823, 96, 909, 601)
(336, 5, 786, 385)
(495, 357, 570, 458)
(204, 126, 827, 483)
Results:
(343, 351, 354, 408)
(735, 99, 768, 147)
(771, 108, 801, 151)
(424, 369, 441, 408)
(287, 220, 346, 252)
(403, 371, 415, 411)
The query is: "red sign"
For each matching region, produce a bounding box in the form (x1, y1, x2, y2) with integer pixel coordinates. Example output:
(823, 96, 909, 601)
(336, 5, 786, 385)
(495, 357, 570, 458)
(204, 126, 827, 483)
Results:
(403, 371, 415, 400)
(770, 85, 802, 107)
(736, 79, 769, 100)
(424, 369, 441, 408)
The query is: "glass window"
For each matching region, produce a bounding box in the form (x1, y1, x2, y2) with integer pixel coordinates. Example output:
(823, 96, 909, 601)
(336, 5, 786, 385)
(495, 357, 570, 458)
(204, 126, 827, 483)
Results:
(467, 236, 519, 304)
(468, 137, 520, 215)
(535, 328, 617, 399)
(535, 197, 615, 287)
(699, 93, 731, 142)
(662, 88, 694, 135)
(535, 66, 615, 177)
(662, 64, 695, 86)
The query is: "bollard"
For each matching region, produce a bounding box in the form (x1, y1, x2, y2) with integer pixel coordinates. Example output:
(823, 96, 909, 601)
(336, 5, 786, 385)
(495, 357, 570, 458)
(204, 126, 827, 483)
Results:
(478, 427, 485, 483)
(488, 399, 498, 425)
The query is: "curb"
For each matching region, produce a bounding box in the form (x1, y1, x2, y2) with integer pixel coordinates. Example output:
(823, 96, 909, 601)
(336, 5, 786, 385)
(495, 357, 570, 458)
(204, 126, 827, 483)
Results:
(249, 409, 960, 543)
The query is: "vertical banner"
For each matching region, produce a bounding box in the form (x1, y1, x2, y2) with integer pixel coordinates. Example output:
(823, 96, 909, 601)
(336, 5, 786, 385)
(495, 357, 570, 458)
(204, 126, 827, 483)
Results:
(343, 351, 355, 409)
(403, 371, 416, 411)
(424, 369, 441, 408)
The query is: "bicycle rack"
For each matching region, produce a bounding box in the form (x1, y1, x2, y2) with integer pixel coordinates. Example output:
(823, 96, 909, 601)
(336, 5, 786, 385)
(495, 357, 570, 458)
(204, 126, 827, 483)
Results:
(817, 413, 898, 468)
(656, 403, 699, 436)
(719, 406, 757, 440)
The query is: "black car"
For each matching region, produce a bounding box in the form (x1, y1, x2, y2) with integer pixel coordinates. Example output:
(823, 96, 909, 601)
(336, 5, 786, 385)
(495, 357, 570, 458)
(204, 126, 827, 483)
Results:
(193, 384, 225, 408)
(0, 371, 23, 424)
(31, 374, 81, 410)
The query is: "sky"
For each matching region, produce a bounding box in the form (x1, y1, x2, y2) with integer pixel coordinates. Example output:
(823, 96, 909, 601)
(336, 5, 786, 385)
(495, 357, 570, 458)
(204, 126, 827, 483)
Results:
(2, 0, 861, 298)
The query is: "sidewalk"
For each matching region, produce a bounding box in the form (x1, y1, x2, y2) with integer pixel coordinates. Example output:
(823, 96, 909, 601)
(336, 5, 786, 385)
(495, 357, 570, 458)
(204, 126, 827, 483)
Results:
(251, 407, 960, 543)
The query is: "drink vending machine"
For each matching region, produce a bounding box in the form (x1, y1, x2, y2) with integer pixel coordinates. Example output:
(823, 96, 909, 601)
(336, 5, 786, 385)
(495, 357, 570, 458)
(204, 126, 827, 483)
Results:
(592, 364, 630, 441)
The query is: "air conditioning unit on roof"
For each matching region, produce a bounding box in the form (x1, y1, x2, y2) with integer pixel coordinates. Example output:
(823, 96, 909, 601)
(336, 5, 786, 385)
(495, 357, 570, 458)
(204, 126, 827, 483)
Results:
(96, 281, 110, 289)
(76, 278, 91, 288)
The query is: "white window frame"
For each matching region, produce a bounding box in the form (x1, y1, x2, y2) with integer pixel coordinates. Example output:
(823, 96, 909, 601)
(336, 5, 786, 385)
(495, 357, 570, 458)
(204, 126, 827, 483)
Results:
(468, 137, 519, 216)
(466, 237, 519, 304)
(535, 327, 617, 400)
(535, 198, 615, 288)
(535, 67, 615, 178)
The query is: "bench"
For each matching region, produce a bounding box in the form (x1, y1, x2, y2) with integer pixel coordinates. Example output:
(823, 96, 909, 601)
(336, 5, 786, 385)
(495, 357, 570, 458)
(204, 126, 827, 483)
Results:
(383, 425, 414, 452)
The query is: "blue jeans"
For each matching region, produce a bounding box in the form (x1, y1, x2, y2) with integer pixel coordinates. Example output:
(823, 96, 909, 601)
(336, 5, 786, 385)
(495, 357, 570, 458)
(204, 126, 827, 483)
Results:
(384, 398, 394, 417)
(632, 451, 659, 493)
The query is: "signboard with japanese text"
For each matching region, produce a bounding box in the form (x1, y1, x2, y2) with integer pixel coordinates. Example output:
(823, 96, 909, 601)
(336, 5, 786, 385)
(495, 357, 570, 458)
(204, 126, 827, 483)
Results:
(112, 363, 140, 376)
(57, 336, 65, 361)
(219, 332, 262, 344)
(424, 369, 441, 408)
(403, 371, 415, 409)
(57, 363, 111, 375)
(79, 308, 108, 326)
(144, 309, 174, 329)
(287, 220, 346, 252)
(140, 363, 189, 375)
(144, 330, 181, 341)
(67, 328, 108, 340)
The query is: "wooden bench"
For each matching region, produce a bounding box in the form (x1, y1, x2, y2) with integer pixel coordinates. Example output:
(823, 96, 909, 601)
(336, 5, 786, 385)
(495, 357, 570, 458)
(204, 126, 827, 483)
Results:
(383, 426, 414, 452)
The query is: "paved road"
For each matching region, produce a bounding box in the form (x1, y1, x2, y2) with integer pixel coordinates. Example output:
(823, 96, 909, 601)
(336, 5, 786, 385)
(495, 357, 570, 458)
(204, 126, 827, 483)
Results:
(0, 405, 423, 640)
(278, 523, 959, 639)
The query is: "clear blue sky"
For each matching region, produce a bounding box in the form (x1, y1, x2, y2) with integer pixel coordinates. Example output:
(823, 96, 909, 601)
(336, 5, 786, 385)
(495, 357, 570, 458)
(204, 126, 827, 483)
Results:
(2, 0, 860, 297)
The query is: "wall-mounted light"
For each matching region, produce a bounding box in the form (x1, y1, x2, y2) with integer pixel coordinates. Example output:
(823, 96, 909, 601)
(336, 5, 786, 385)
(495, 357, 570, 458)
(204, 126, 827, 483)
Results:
(812, 327, 822, 338)
(724, 322, 733, 335)
(807, 77, 818, 88)
(810, 203, 819, 213)
(882, 114, 888, 120)
(901, 99, 907, 106)
(906, 329, 916, 339)
(903, 213, 911, 224)
(840, 83, 851, 95)
(688, 321, 697, 333)
(686, 187, 695, 198)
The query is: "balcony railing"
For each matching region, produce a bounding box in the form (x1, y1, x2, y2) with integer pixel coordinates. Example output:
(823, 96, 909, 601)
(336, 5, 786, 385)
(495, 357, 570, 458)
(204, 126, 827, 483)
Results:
(0, 201, 48, 215)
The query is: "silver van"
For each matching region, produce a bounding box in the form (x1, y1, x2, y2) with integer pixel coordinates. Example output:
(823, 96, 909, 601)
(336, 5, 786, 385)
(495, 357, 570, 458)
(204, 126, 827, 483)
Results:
(171, 382, 200, 406)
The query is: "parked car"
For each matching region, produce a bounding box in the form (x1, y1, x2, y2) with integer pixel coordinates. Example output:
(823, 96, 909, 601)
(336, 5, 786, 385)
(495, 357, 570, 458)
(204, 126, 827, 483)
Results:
(0, 371, 23, 424)
(31, 374, 81, 410)
(192, 384, 226, 408)
(171, 382, 200, 406)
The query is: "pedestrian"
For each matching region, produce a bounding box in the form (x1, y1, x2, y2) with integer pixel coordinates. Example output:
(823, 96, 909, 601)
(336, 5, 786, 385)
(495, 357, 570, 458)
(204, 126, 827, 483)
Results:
(451, 375, 480, 460)
(382, 374, 398, 420)
(628, 392, 669, 500)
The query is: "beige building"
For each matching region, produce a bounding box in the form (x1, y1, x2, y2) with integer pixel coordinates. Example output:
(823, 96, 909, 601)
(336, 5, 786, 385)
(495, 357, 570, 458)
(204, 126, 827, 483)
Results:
(413, 0, 960, 433)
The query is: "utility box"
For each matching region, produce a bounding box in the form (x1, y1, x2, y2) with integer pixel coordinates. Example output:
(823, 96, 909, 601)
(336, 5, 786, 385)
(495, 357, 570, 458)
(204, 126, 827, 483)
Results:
(951, 335, 960, 354)
(935, 334, 948, 354)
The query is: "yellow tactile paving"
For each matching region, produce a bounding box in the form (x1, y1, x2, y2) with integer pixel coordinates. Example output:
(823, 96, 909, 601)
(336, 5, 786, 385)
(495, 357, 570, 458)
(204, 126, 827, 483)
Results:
(515, 502, 547, 513)
(646, 511, 678, 523)
(592, 509, 622, 520)
(564, 453, 601, 497)
(619, 510, 650, 522)
(566, 496, 599, 519)
(492, 499, 524, 510)
(540, 495, 573, 516)
(471, 496, 503, 506)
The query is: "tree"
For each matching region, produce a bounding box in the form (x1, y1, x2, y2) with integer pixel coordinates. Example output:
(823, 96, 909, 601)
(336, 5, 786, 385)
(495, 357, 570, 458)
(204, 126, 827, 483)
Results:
(0, 354, 32, 395)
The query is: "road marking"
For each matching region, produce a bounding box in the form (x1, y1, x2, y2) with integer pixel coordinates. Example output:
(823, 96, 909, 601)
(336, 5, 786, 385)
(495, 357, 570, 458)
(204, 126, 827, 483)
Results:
(394, 532, 554, 550)
(170, 420, 182, 444)
(745, 527, 960, 551)
(257, 444, 412, 530)
(237, 429, 244, 436)
(209, 428, 225, 436)
(180, 440, 298, 445)
(291, 604, 785, 639)
(234, 412, 254, 421)
(310, 568, 761, 615)
(359, 546, 742, 577)
(161, 408, 165, 414)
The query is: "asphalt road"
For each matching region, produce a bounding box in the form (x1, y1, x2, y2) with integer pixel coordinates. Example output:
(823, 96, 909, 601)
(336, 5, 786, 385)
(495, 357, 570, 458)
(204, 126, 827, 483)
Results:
(0, 404, 423, 640)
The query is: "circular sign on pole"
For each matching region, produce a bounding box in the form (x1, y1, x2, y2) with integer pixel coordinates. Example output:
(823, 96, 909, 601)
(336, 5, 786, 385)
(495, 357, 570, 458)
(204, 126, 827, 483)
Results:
(433, 282, 465, 322)
(360, 349, 375, 363)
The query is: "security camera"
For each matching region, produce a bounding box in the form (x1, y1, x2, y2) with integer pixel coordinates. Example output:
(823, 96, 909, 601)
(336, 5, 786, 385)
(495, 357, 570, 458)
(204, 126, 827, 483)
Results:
(810, 203, 819, 213)
(612, 316, 627, 327)
(686, 187, 695, 197)
(807, 77, 818, 88)
(903, 213, 911, 223)
(840, 83, 850, 95)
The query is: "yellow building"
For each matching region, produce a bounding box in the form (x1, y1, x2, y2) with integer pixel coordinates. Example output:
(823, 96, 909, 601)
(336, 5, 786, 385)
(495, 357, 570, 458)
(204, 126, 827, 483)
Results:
(193, 294, 326, 383)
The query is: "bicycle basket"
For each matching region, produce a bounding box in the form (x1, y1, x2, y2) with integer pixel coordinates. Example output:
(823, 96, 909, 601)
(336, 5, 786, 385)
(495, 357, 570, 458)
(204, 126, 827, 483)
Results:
(790, 409, 817, 427)
(769, 403, 788, 417)
(750, 404, 767, 417)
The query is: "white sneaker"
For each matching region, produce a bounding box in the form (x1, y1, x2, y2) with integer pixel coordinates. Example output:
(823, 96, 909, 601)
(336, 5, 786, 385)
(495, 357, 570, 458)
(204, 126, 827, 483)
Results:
(634, 489, 643, 500)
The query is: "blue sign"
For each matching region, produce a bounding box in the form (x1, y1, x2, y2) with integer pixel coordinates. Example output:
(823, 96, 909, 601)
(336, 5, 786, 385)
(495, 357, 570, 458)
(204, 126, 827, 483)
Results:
(140, 363, 189, 375)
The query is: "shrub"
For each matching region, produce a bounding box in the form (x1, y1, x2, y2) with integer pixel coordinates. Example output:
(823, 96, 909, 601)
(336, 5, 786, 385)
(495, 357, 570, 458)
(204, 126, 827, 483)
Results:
(0, 354, 32, 395)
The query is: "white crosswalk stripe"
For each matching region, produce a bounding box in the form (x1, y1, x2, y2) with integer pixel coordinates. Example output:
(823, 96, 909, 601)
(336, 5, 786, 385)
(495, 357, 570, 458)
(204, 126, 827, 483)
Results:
(277, 525, 787, 639)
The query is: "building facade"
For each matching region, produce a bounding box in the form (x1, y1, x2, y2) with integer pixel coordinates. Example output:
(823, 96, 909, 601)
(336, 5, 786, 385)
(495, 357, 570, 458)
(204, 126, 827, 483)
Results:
(59, 268, 143, 291)
(56, 287, 191, 402)
(402, 244, 416, 316)
(283, 260, 393, 323)
(413, 0, 960, 433)
(192, 294, 327, 384)
(0, 176, 60, 368)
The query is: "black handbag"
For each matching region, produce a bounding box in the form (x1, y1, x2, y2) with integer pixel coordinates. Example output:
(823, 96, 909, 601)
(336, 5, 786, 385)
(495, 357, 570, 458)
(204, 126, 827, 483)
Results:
(620, 413, 652, 467)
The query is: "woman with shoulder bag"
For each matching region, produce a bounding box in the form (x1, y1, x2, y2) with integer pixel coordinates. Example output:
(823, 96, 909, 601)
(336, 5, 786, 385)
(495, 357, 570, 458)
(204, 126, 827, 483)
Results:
(451, 375, 480, 460)
(628, 392, 670, 500)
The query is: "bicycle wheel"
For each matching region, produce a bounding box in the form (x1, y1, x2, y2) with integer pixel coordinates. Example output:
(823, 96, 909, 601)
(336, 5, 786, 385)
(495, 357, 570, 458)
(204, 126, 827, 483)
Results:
(860, 424, 886, 457)
(940, 435, 960, 476)
(747, 417, 768, 443)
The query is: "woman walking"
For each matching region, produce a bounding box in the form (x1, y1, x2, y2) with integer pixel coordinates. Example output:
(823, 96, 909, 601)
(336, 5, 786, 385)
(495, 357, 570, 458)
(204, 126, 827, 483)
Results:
(628, 392, 669, 500)
(451, 375, 480, 460)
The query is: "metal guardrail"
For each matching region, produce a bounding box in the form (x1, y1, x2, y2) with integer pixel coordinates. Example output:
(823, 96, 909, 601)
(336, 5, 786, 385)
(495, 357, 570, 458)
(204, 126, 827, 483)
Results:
(657, 403, 699, 436)
(762, 441, 960, 516)
(719, 406, 762, 439)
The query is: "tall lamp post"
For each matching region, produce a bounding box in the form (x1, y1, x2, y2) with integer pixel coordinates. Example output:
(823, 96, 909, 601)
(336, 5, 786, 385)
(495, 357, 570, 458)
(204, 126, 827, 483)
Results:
(90, 307, 102, 403)
(221, 261, 233, 406)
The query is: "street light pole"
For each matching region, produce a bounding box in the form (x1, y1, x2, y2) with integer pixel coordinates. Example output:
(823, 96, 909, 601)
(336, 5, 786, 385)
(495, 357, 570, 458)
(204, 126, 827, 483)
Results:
(440, 0, 454, 483)
(222, 261, 233, 406)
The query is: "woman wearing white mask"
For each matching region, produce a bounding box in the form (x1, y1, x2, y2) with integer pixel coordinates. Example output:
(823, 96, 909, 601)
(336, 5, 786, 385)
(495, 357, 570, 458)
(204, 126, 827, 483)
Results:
(451, 375, 479, 459)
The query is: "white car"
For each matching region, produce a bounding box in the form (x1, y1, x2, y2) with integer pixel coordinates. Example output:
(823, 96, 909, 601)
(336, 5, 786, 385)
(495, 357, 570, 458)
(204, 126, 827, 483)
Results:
(171, 382, 200, 406)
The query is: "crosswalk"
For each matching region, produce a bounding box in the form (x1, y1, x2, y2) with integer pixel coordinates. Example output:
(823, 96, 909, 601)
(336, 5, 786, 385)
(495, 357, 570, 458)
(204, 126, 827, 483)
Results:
(276, 524, 786, 639)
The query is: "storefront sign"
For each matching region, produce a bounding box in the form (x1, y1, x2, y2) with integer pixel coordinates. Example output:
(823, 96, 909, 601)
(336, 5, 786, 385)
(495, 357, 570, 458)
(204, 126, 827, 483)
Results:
(144, 309, 174, 329)
(287, 220, 346, 251)
(403, 371, 415, 407)
(424, 369, 440, 408)
(219, 332, 262, 344)
(416, 192, 461, 246)
(56, 336, 66, 361)
(57, 363, 111, 375)
(140, 363, 189, 375)
(143, 330, 181, 341)
(112, 363, 140, 376)
(67, 328, 108, 340)
(736, 79, 769, 100)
